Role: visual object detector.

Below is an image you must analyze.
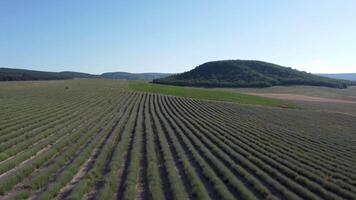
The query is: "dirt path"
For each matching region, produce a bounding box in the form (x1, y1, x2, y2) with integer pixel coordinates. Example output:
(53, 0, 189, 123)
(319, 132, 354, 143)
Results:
(245, 93, 356, 104)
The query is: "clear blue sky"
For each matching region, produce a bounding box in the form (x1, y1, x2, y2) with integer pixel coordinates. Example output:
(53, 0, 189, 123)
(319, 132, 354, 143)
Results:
(1, 0, 355, 74)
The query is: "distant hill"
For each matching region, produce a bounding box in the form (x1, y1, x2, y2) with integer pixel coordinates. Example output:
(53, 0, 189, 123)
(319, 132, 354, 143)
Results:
(101, 72, 172, 80)
(0, 68, 99, 81)
(0, 68, 171, 82)
(154, 60, 354, 89)
(316, 73, 356, 81)
(59, 71, 100, 79)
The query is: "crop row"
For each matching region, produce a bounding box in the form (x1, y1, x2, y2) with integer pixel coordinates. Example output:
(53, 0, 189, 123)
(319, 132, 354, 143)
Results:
(1, 80, 355, 200)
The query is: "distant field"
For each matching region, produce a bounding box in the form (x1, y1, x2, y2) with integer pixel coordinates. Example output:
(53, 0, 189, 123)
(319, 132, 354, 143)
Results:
(221, 85, 356, 99)
(0, 79, 356, 200)
(129, 81, 296, 108)
(222, 85, 356, 116)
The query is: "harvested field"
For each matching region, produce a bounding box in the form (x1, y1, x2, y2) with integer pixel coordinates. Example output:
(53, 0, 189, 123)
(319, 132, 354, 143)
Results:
(244, 93, 356, 104)
(0, 79, 355, 200)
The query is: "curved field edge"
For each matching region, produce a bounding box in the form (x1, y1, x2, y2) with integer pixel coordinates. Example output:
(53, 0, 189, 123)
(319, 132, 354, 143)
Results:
(129, 81, 298, 108)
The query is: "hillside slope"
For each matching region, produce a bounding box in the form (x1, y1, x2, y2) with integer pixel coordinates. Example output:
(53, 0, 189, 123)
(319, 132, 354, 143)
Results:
(154, 60, 353, 88)
(101, 72, 172, 80)
(317, 73, 356, 81)
(0, 68, 99, 81)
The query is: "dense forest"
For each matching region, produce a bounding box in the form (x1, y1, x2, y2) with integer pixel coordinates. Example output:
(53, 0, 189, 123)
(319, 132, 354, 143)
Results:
(0, 68, 99, 81)
(154, 60, 355, 88)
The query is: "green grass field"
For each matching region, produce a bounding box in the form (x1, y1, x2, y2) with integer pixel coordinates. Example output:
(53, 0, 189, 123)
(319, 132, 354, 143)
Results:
(129, 81, 296, 108)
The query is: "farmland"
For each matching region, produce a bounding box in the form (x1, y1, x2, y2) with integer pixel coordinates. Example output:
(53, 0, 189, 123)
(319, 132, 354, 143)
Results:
(129, 81, 295, 108)
(0, 79, 356, 200)
(222, 86, 356, 116)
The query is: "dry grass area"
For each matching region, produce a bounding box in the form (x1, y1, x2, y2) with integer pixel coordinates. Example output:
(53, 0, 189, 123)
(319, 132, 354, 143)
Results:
(244, 93, 356, 104)
(220, 86, 356, 116)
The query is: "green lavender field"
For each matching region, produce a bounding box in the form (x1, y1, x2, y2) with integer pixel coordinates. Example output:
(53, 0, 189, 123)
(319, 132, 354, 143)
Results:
(0, 79, 355, 200)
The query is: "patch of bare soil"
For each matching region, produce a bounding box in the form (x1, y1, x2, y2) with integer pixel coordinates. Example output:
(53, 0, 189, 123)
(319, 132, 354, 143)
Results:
(135, 175, 144, 200)
(246, 93, 356, 104)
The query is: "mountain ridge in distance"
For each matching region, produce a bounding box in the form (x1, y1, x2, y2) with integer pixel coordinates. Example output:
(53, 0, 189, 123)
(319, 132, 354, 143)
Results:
(0, 67, 172, 81)
(316, 73, 356, 81)
(1, 63, 355, 88)
(0, 68, 99, 81)
(101, 72, 172, 80)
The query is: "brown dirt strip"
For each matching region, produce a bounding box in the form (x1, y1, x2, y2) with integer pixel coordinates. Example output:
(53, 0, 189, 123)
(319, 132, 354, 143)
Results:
(57, 155, 95, 199)
(245, 93, 356, 104)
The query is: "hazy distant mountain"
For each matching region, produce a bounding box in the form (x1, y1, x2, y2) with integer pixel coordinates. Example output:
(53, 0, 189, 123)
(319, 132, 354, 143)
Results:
(101, 72, 173, 80)
(154, 60, 354, 88)
(316, 73, 356, 81)
(0, 68, 99, 81)
(59, 71, 100, 79)
(0, 68, 172, 81)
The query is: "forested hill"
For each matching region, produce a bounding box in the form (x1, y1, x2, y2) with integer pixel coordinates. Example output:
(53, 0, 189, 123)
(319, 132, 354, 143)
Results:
(153, 60, 354, 88)
(0, 68, 99, 81)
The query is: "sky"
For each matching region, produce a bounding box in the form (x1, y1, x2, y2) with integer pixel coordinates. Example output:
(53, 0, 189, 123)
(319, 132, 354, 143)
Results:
(0, 0, 355, 74)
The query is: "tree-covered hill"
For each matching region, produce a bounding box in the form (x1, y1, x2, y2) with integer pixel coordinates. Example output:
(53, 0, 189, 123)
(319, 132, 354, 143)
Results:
(153, 60, 354, 88)
(0, 68, 99, 81)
